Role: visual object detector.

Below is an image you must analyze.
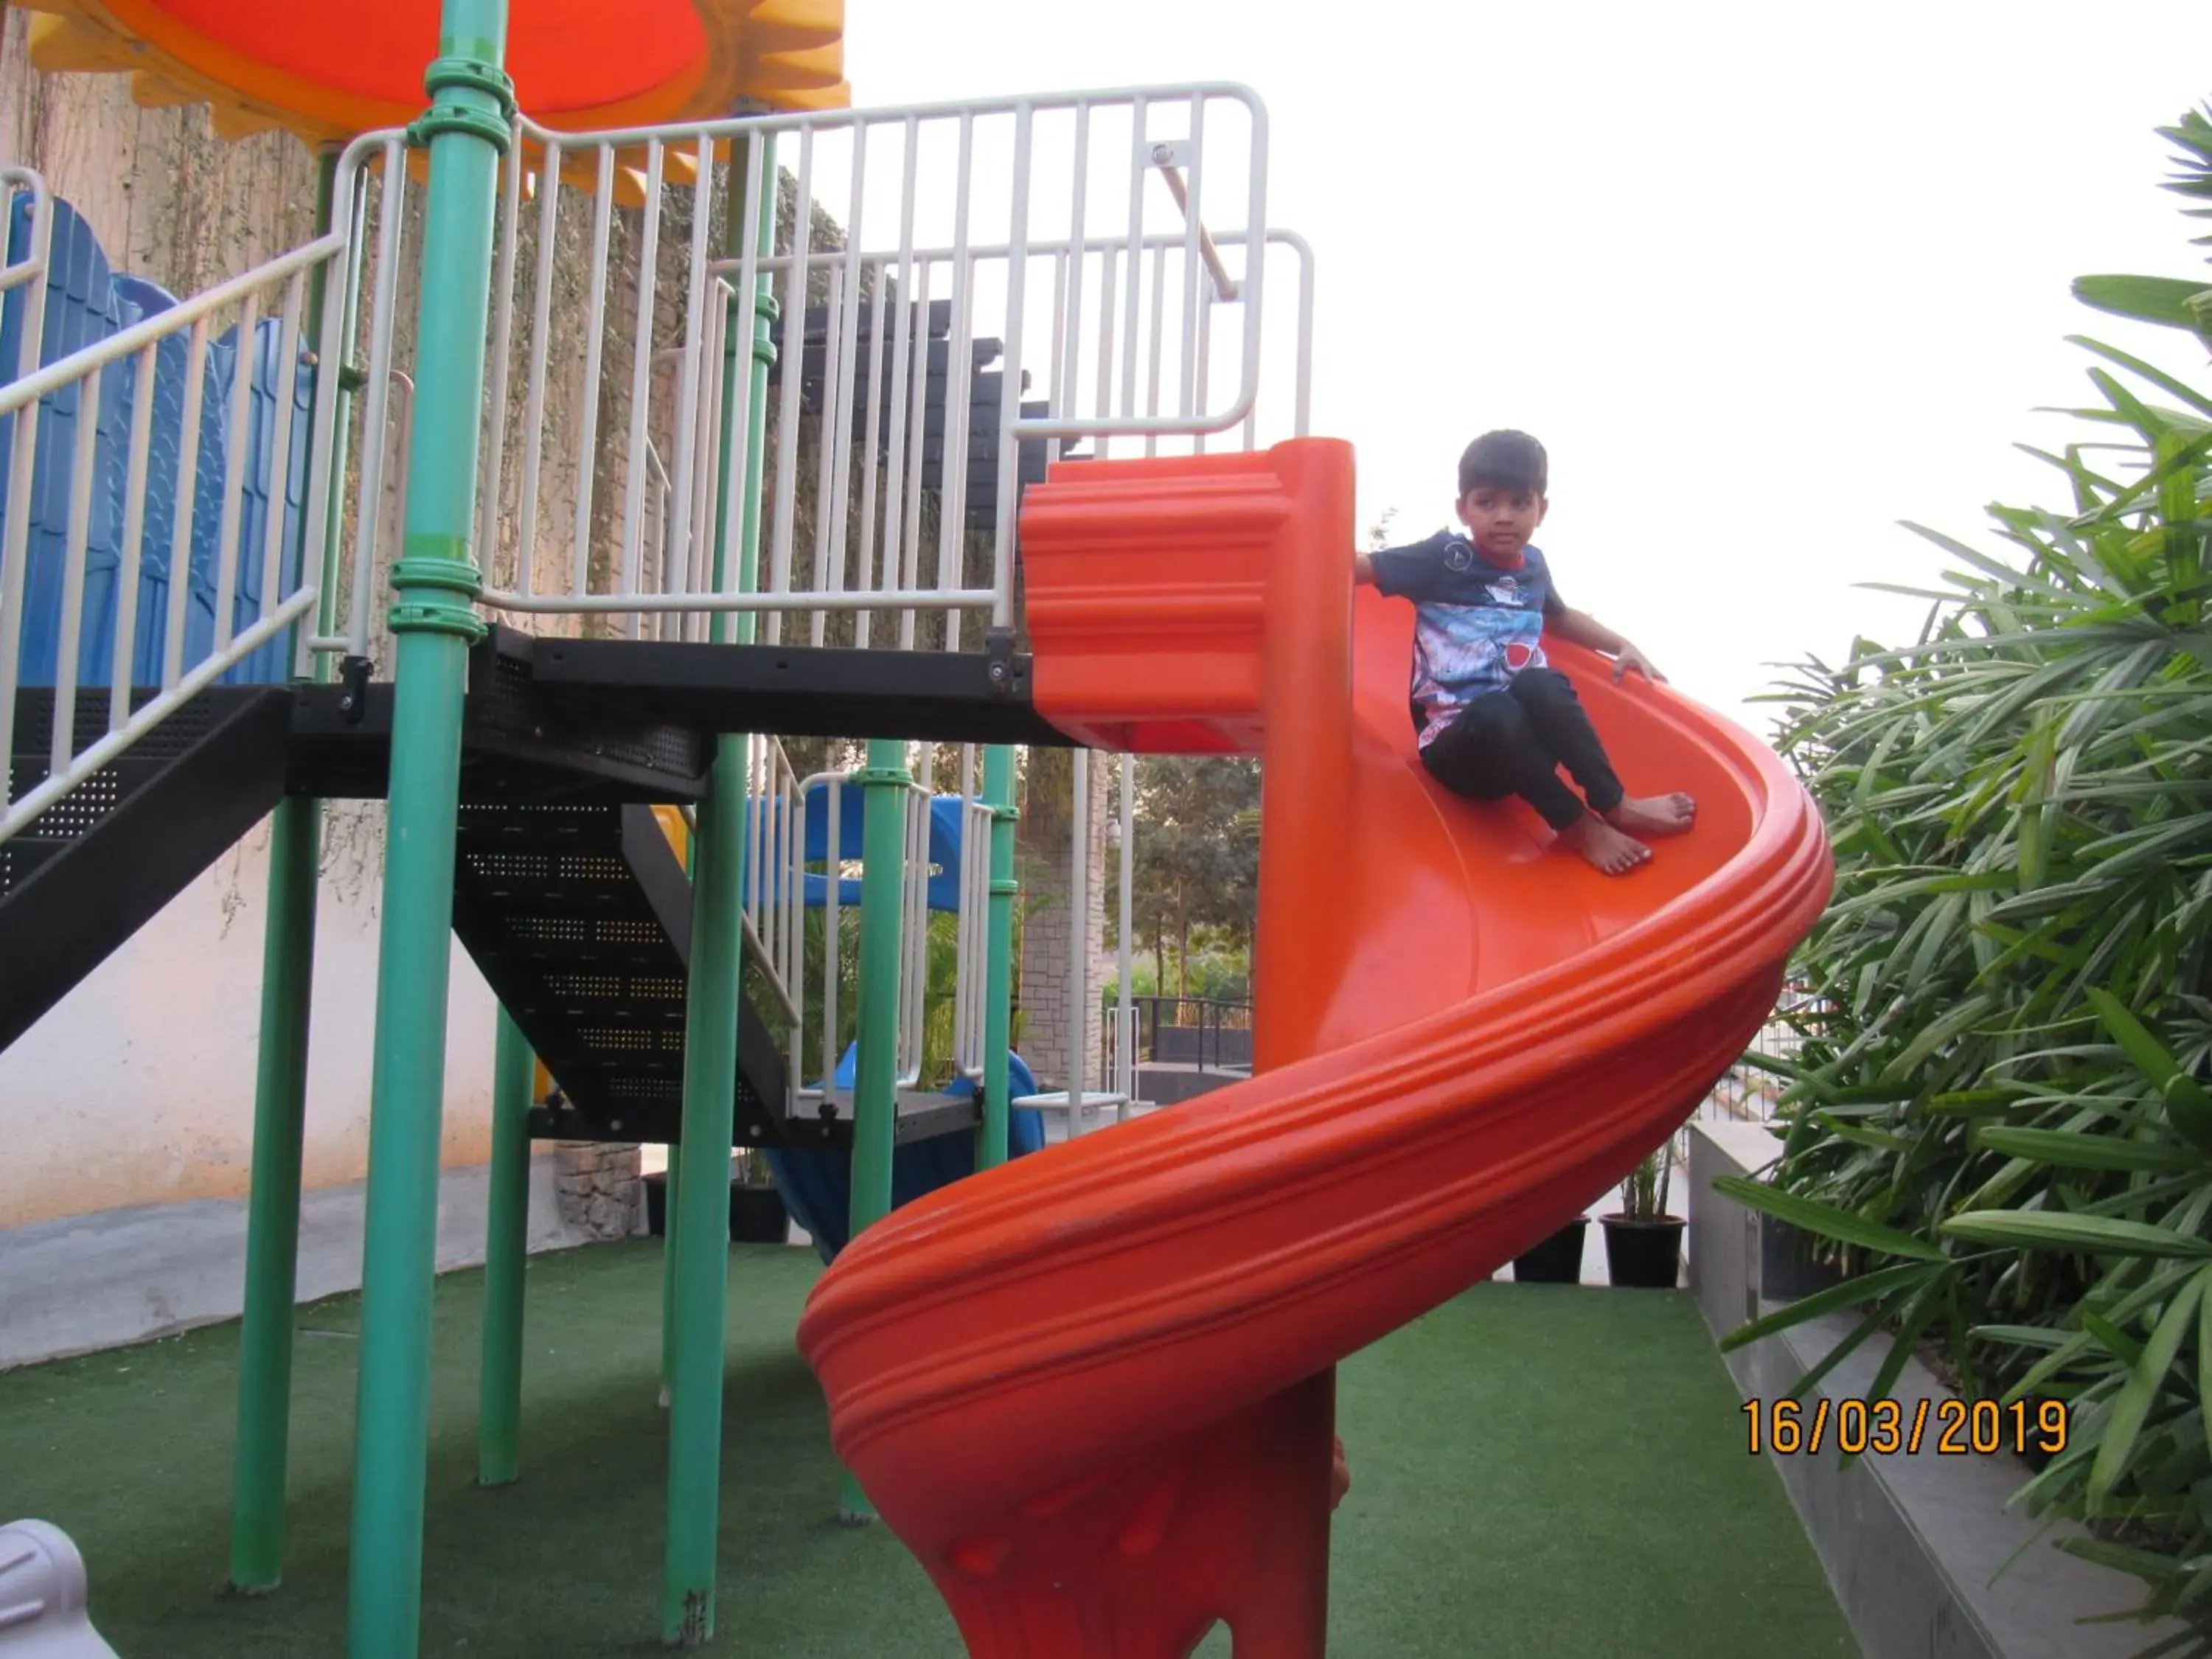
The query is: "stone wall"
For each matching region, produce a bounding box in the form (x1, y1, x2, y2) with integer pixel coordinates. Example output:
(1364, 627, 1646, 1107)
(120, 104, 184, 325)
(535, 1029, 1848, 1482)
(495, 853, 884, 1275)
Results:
(1017, 751, 1113, 1096)
(553, 1142, 644, 1240)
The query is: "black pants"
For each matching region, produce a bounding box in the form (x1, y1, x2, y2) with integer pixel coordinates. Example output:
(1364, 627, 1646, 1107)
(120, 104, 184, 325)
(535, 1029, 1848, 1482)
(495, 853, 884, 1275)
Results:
(1419, 668, 1624, 831)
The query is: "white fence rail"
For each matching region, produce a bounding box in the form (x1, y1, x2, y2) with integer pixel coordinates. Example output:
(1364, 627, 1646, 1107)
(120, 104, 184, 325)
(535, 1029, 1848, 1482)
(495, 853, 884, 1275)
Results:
(0, 164, 352, 844)
(433, 84, 1306, 653)
(741, 732, 804, 1025)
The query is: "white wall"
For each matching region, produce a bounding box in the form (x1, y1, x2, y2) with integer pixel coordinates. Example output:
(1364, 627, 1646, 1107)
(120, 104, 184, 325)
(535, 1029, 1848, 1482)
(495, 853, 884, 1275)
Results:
(0, 803, 503, 1229)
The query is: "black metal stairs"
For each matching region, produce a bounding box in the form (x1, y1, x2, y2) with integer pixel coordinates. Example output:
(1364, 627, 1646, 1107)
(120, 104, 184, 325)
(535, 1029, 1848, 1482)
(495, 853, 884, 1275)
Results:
(1, 685, 293, 1050)
(449, 798, 795, 1150)
(1, 622, 1053, 1150)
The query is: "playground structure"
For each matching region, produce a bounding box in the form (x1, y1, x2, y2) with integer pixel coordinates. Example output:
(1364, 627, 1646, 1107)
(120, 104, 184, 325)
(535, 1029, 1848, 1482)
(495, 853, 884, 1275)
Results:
(0, 3, 1833, 1657)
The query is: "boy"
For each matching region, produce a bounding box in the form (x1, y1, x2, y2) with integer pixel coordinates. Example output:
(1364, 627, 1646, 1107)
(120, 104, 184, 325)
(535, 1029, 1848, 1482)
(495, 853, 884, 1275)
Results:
(1353, 431, 1694, 875)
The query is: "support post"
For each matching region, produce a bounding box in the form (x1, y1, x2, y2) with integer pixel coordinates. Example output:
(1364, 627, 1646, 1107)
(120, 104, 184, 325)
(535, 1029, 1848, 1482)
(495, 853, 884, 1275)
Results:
(346, 7, 511, 1654)
(660, 123, 778, 1647)
(227, 145, 348, 1596)
(477, 1009, 532, 1486)
(840, 735, 912, 1523)
(978, 745, 1017, 1169)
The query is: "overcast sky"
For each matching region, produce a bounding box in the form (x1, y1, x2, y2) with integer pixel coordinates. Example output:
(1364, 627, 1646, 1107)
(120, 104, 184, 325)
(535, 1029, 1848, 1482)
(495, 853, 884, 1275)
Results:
(841, 0, 2212, 739)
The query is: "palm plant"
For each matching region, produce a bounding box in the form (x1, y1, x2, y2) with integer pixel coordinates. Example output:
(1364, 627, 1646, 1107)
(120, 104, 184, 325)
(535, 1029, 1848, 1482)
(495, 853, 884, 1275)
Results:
(1712, 108, 2212, 1643)
(1621, 1138, 1675, 1222)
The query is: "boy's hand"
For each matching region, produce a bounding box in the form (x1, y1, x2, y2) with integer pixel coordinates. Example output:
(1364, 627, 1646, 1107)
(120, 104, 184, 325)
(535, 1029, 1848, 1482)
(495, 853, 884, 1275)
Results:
(1611, 643, 1665, 684)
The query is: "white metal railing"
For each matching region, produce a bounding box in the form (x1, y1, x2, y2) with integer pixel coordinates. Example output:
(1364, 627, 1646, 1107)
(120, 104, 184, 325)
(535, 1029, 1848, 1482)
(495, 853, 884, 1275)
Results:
(895, 758, 936, 1088)
(416, 84, 1307, 655)
(741, 732, 804, 1025)
(1, 164, 353, 844)
(311, 133, 411, 664)
(799, 769, 849, 1102)
(954, 787, 993, 1082)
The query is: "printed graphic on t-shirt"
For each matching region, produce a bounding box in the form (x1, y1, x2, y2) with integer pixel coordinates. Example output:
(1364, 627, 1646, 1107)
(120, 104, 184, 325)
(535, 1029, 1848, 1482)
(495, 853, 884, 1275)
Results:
(1368, 531, 1561, 748)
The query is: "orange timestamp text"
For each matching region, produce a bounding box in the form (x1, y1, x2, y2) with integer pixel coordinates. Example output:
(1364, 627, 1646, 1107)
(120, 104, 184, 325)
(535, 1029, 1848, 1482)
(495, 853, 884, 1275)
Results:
(1744, 1397, 2067, 1458)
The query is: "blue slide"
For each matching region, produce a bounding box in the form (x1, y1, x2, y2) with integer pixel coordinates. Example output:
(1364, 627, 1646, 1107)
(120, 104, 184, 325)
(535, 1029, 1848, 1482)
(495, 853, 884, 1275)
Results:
(768, 1046, 1048, 1265)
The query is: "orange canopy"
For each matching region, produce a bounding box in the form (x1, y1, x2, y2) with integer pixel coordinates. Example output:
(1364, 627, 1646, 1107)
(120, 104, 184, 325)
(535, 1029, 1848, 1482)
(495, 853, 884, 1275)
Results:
(18, 0, 847, 147)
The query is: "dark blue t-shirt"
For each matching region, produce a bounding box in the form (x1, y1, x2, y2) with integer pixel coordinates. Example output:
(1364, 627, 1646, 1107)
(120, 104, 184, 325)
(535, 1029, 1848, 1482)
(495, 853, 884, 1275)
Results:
(1369, 530, 1567, 748)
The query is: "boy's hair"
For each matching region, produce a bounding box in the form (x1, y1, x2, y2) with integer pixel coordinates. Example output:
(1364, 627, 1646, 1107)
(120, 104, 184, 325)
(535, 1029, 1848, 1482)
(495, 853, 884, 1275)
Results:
(1458, 430, 1548, 499)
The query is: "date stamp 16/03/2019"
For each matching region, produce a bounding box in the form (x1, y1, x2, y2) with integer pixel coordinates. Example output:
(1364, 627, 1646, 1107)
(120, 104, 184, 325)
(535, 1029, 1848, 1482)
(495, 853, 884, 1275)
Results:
(1744, 1397, 2067, 1458)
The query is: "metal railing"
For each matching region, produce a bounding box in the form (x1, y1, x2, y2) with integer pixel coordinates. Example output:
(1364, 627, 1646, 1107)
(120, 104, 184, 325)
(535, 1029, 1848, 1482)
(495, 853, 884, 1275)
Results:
(740, 733, 804, 1026)
(436, 85, 1304, 653)
(953, 782, 992, 1082)
(788, 745, 990, 1109)
(1, 164, 352, 844)
(1700, 981, 1823, 1124)
(1106, 995, 1254, 1080)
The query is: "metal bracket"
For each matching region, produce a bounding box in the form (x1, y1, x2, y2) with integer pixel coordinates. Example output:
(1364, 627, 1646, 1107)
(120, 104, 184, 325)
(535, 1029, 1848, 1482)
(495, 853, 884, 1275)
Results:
(984, 627, 1018, 701)
(337, 654, 372, 726)
(407, 55, 517, 152)
(1146, 141, 1239, 303)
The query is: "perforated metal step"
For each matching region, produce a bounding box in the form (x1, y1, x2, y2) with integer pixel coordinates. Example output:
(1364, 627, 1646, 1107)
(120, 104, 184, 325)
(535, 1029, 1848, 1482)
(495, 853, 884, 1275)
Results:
(1, 687, 292, 1051)
(450, 799, 799, 1150)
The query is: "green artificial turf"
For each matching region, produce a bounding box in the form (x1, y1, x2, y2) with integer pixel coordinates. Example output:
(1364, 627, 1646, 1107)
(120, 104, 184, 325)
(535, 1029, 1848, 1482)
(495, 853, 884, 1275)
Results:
(0, 1242, 1855, 1657)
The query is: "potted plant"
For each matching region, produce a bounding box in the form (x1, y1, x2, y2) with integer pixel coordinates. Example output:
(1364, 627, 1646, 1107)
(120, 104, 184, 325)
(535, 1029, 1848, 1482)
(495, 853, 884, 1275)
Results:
(1510, 1217, 1590, 1284)
(1601, 1135, 1686, 1289)
(729, 1148, 789, 1244)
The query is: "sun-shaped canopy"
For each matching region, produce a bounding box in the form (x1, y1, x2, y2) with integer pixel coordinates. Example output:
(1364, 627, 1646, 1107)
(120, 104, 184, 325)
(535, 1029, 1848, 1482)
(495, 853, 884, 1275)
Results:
(18, 0, 848, 147)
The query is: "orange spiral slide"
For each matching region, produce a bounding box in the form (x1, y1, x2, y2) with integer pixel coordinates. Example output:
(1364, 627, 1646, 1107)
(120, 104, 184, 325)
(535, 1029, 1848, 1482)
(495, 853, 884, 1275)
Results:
(796, 438, 1833, 1657)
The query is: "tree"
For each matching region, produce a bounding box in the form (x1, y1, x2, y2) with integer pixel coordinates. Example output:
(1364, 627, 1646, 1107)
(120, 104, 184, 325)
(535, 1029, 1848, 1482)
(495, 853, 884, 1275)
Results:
(1130, 755, 1260, 998)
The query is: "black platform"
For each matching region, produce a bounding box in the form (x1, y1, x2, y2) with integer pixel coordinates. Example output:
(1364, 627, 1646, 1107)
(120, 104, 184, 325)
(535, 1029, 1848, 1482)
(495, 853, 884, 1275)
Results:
(526, 633, 1073, 748)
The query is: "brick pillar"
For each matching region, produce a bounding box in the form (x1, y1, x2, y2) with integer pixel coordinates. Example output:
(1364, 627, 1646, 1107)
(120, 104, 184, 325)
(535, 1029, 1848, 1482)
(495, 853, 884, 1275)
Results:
(1016, 751, 1112, 1093)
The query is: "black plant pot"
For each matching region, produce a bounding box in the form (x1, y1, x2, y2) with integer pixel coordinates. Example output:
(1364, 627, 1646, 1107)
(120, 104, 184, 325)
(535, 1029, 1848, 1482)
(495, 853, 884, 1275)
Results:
(730, 1183, 790, 1244)
(1602, 1215, 1686, 1289)
(1760, 1215, 1844, 1302)
(1512, 1218, 1589, 1284)
(641, 1173, 789, 1244)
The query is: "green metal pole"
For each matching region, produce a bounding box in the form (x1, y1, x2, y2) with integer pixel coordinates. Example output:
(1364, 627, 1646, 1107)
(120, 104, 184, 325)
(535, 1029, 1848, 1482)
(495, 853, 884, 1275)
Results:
(661, 126, 778, 1647)
(347, 7, 510, 1655)
(838, 737, 912, 1523)
(977, 746, 1018, 1169)
(477, 1009, 532, 1486)
(226, 146, 347, 1596)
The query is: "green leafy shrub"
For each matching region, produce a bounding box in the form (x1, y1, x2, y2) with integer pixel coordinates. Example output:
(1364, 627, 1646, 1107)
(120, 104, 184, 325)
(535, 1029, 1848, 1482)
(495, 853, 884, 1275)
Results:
(1720, 109, 2212, 1644)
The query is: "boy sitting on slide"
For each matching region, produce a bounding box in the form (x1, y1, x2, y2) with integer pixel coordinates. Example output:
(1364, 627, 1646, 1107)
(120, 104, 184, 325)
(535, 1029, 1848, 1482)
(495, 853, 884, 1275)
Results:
(1353, 430, 1695, 875)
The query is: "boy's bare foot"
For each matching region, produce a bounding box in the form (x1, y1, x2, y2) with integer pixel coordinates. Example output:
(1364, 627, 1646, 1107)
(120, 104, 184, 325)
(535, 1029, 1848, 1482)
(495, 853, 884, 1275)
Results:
(1605, 793, 1697, 838)
(1557, 813, 1650, 875)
